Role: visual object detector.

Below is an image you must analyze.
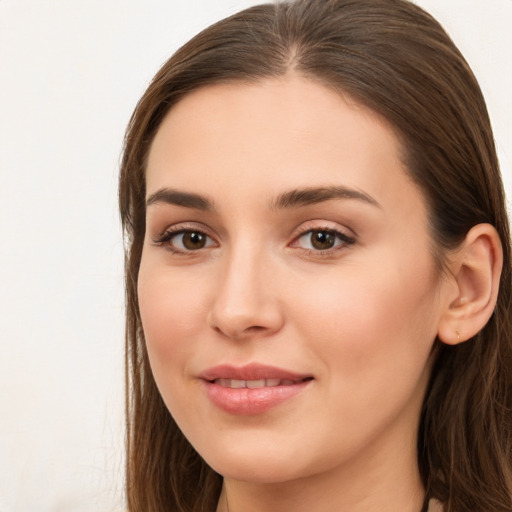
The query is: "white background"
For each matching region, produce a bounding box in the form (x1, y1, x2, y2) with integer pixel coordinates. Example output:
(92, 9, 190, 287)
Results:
(0, 1, 510, 511)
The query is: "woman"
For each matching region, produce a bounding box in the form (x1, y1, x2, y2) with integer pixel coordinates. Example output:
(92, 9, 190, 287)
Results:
(119, 0, 512, 510)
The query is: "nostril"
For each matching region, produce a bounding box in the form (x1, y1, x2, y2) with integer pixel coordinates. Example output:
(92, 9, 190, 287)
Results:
(213, 324, 268, 338)
(244, 325, 267, 333)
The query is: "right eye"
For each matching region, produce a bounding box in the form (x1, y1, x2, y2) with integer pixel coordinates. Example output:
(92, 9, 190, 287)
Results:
(154, 229, 216, 253)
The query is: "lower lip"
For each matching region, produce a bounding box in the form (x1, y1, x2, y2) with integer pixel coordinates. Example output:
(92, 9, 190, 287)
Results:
(203, 380, 312, 415)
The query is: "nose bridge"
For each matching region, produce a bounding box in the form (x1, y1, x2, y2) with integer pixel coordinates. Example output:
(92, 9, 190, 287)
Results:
(209, 236, 282, 338)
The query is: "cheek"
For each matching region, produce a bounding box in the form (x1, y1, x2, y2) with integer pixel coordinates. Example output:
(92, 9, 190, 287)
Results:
(282, 263, 439, 457)
(290, 255, 440, 385)
(137, 262, 209, 384)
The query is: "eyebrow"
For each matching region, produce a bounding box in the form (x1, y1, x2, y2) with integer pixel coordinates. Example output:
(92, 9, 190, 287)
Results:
(146, 188, 214, 210)
(270, 186, 381, 210)
(145, 185, 380, 211)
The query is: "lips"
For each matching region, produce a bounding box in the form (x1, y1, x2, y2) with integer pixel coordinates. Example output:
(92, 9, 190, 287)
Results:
(200, 363, 313, 415)
(214, 378, 298, 388)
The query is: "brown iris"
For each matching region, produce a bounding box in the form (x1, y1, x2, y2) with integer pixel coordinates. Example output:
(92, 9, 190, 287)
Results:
(182, 231, 207, 250)
(310, 230, 336, 250)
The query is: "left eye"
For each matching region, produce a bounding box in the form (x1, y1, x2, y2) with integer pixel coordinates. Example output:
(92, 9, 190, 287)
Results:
(294, 229, 354, 251)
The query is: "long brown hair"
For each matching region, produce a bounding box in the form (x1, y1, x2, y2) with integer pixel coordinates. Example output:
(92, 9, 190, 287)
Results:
(119, 1, 512, 510)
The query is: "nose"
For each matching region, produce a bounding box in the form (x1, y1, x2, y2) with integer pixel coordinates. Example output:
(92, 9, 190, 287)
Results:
(207, 244, 284, 340)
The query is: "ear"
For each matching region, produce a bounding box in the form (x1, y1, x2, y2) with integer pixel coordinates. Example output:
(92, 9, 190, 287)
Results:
(437, 223, 503, 345)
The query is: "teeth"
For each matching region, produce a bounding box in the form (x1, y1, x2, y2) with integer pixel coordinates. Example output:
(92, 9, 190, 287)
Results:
(214, 378, 298, 389)
(231, 379, 246, 389)
(247, 379, 265, 389)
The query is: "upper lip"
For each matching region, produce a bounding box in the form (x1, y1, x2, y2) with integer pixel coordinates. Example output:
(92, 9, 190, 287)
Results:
(200, 363, 313, 382)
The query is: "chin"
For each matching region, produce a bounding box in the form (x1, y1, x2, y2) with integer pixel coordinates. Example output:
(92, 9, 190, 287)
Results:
(211, 458, 303, 484)
(193, 431, 332, 485)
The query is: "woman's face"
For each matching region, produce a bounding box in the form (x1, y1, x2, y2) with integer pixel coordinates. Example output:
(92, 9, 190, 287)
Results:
(138, 77, 452, 484)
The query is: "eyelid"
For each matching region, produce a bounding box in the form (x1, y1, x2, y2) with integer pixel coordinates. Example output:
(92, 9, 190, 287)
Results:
(289, 220, 356, 253)
(151, 222, 218, 253)
(150, 219, 356, 255)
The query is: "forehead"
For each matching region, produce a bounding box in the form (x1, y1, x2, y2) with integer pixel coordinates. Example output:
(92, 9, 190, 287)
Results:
(145, 76, 422, 213)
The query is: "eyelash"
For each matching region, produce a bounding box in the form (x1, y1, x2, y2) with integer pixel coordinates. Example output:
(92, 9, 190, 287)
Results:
(152, 226, 215, 254)
(293, 228, 356, 253)
(152, 226, 356, 256)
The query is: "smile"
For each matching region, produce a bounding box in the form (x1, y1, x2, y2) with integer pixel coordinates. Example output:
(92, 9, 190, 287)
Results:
(213, 378, 303, 388)
(200, 364, 314, 415)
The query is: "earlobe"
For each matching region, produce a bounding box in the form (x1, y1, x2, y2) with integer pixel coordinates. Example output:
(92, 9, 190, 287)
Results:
(437, 223, 503, 345)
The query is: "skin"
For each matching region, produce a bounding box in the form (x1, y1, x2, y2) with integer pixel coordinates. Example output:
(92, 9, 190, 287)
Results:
(138, 76, 453, 512)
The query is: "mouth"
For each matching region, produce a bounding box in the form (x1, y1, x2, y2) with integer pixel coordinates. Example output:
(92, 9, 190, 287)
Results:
(211, 377, 313, 389)
(200, 363, 314, 415)
(200, 362, 313, 382)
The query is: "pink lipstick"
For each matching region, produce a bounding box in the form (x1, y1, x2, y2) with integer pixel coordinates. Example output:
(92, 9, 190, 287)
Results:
(200, 363, 313, 415)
